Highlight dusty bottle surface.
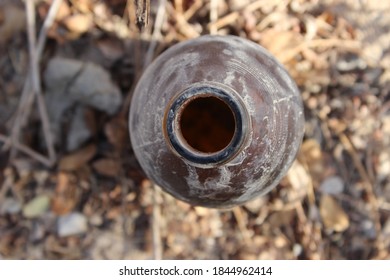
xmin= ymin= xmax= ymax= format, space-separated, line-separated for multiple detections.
xmin=129 ymin=35 xmax=304 ymax=208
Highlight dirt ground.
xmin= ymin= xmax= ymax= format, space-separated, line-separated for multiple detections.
xmin=0 ymin=0 xmax=389 ymax=260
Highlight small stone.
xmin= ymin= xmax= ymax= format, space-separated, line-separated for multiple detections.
xmin=0 ymin=198 xmax=21 ymax=214
xmin=22 ymin=195 xmax=50 ymax=218
xmin=320 ymin=176 xmax=344 ymax=195
xmin=320 ymin=194 xmax=349 ymax=232
xmin=58 ymin=212 xmax=88 ymax=237
xmin=194 ymin=206 xmax=211 ymax=217
xmin=66 ymin=106 xmax=93 ymax=151
xmin=361 ymin=220 xmax=376 ymax=239
xmin=30 ymin=221 xmax=45 ymax=242
xmin=293 ymin=243 xmax=303 ymax=257
xmin=244 ymin=196 xmax=266 ymax=214
xmin=89 ymin=214 xmax=103 ymax=227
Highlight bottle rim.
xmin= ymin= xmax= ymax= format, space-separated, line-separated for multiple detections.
xmin=164 ymin=82 xmax=250 ymax=167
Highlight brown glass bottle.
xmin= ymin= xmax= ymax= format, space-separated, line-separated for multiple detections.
xmin=129 ymin=35 xmax=304 ymax=208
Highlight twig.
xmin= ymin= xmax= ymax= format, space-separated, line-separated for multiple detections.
xmin=134 ymin=0 xmax=150 ymax=31
xmin=143 ymin=0 xmax=167 ymax=69
xmin=166 ymin=1 xmax=200 ymax=39
xmin=232 ymin=207 xmax=252 ymax=247
xmin=152 ymin=184 xmax=163 ymax=260
xmin=0 ymin=167 xmax=13 ymax=204
xmin=338 ymin=132 xmax=385 ymax=257
xmin=207 ymin=0 xmax=267 ymax=30
xmin=174 ymin=0 xmax=183 ymax=14
xmin=7 ymin=0 xmax=62 ymax=165
xmin=0 ymin=134 xmax=52 ymax=167
xmin=209 ymin=0 xmax=219 ymax=34
xmin=183 ymin=0 xmax=202 ymax=21
xmin=25 ymin=0 xmax=57 ymax=165
xmin=36 ymin=0 xmax=63 ymax=58
xmin=122 ymin=0 xmax=167 ymax=113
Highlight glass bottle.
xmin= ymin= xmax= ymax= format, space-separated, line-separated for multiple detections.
xmin=129 ymin=35 xmax=304 ymax=208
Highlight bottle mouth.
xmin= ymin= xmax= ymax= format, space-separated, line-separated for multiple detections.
xmin=164 ymin=83 xmax=249 ymax=167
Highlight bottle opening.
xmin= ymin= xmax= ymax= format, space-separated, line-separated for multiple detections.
xmin=179 ymin=96 xmax=236 ymax=153
xmin=164 ymin=84 xmax=248 ymax=166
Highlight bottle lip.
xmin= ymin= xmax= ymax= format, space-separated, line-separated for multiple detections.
xmin=164 ymin=82 xmax=250 ymax=168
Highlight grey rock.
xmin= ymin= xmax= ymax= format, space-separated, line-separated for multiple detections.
xmin=67 ymin=62 xmax=122 ymax=114
xmin=44 ymin=57 xmax=122 ymax=115
xmin=0 ymin=198 xmax=21 ymax=214
xmin=57 ymin=212 xmax=88 ymax=237
xmin=66 ymin=106 xmax=92 ymax=151
xmin=44 ymin=57 xmax=122 ymax=150
xmin=320 ymin=176 xmax=344 ymax=195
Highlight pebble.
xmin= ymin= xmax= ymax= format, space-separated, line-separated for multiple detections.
xmin=22 ymin=195 xmax=50 ymax=218
xmin=57 ymin=212 xmax=88 ymax=237
xmin=44 ymin=57 xmax=122 ymax=150
xmin=320 ymin=194 xmax=349 ymax=232
xmin=89 ymin=214 xmax=103 ymax=227
xmin=320 ymin=176 xmax=344 ymax=195
xmin=244 ymin=196 xmax=266 ymax=214
xmin=361 ymin=220 xmax=376 ymax=239
xmin=0 ymin=198 xmax=21 ymax=214
xmin=66 ymin=106 xmax=92 ymax=151
xmin=293 ymin=243 xmax=303 ymax=257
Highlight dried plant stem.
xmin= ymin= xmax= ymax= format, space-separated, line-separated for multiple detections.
xmin=207 ymin=0 xmax=267 ymax=30
xmin=183 ymin=0 xmax=203 ymax=21
xmin=122 ymin=0 xmax=167 ymax=113
xmin=9 ymin=0 xmax=62 ymax=151
xmin=166 ymin=2 xmax=200 ymax=39
xmin=37 ymin=0 xmax=63 ymax=58
xmin=144 ymin=0 xmax=167 ymax=68
xmin=338 ymin=132 xmax=385 ymax=256
xmin=209 ymin=0 xmax=219 ymax=34
xmin=6 ymin=0 xmax=63 ymax=166
xmin=174 ymin=0 xmax=183 ymax=14
xmin=7 ymin=0 xmax=61 ymax=166
xmin=232 ymin=207 xmax=252 ymax=247
xmin=0 ymin=134 xmax=52 ymax=167
xmin=26 ymin=0 xmax=56 ymax=165
xmin=134 ymin=0 xmax=150 ymax=31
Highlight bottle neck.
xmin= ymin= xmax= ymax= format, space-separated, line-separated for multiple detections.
xmin=164 ymin=82 xmax=250 ymax=168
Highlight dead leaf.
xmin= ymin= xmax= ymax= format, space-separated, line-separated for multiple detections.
xmin=92 ymin=158 xmax=121 ymax=177
xmin=51 ymin=172 xmax=79 ymax=215
xmin=298 ymin=139 xmax=324 ymax=179
xmin=104 ymin=116 xmax=129 ymax=150
xmin=58 ymin=144 xmax=97 ymax=171
xmin=63 ymin=14 xmax=93 ymax=34
xmin=320 ymin=194 xmax=349 ymax=232
xmin=287 ymin=160 xmax=311 ymax=191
